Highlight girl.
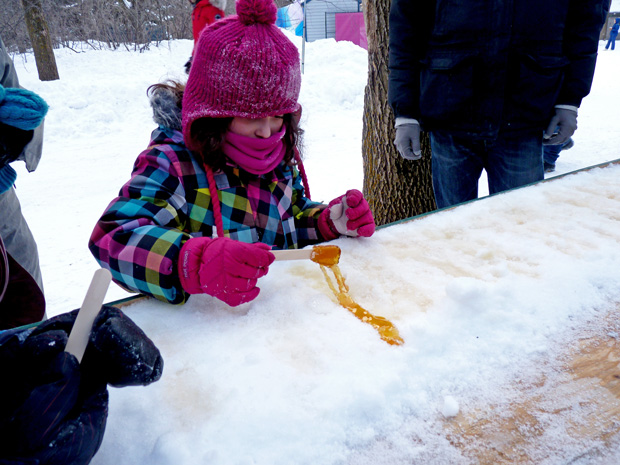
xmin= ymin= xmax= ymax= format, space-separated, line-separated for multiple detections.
xmin=89 ymin=0 xmax=375 ymax=307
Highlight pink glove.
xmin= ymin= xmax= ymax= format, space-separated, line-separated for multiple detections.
xmin=178 ymin=237 xmax=275 ymax=307
xmin=318 ymin=189 xmax=376 ymax=240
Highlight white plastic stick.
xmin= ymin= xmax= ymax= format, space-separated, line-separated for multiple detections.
xmin=271 ymin=249 xmax=313 ymax=261
xmin=65 ymin=268 xmax=112 ymax=363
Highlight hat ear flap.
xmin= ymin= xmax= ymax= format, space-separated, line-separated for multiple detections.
xmin=293 ymin=105 xmax=302 ymax=124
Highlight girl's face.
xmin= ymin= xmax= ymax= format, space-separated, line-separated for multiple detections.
xmin=229 ymin=116 xmax=284 ymax=138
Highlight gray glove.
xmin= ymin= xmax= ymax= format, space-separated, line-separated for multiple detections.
xmin=394 ymin=123 xmax=422 ymax=160
xmin=544 ymin=108 xmax=577 ymax=146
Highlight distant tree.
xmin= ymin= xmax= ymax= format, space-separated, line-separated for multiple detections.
xmin=0 ymin=0 xmax=29 ymax=53
xmin=21 ymin=0 xmax=59 ymax=80
xmin=1 ymin=0 xmax=193 ymax=54
xmin=361 ymin=0 xmax=435 ymax=226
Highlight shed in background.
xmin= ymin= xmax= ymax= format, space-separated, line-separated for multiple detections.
xmin=304 ymin=0 xmax=362 ymax=42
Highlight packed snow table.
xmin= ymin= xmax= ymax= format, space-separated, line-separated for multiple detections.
xmin=94 ymin=160 xmax=620 ymax=465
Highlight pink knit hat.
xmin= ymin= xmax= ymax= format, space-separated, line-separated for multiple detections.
xmin=182 ymin=0 xmax=301 ymax=150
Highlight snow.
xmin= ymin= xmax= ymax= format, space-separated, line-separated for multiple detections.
xmin=10 ymin=33 xmax=620 ymax=463
xmin=441 ymin=396 xmax=460 ymax=418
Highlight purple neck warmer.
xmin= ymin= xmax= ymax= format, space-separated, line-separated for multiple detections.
xmin=222 ymin=126 xmax=287 ymax=175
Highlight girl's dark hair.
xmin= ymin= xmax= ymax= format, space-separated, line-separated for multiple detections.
xmin=147 ymin=80 xmax=304 ymax=172
xmin=190 ymin=113 xmax=304 ymax=172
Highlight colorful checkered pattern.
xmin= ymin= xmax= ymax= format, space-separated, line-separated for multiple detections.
xmin=89 ymin=126 xmax=327 ymax=304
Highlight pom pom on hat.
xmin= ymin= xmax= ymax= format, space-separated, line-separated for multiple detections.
xmin=182 ymin=0 xmax=301 ymax=151
xmin=0 ymin=84 xmax=48 ymax=131
xmin=237 ymin=0 xmax=277 ymax=25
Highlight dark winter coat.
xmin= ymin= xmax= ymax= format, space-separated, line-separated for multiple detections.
xmin=388 ymin=0 xmax=610 ymax=139
xmin=0 ymin=235 xmax=45 ymax=330
xmin=0 ymin=34 xmax=46 ymax=293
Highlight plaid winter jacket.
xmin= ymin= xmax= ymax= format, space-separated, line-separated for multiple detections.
xmin=89 ymin=125 xmax=327 ymax=305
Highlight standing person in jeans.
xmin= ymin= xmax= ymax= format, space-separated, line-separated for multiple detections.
xmin=0 ymin=35 xmax=47 ymax=292
xmin=388 ymin=1 xmax=609 ymax=208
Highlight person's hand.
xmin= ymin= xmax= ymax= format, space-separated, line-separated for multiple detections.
xmin=0 ymin=83 xmax=48 ymax=166
xmin=32 ymin=305 xmax=164 ymax=387
xmin=318 ymin=189 xmax=376 ymax=240
xmin=178 ymin=236 xmax=275 ymax=306
xmin=394 ymin=122 xmax=422 ymax=160
xmin=544 ymin=108 xmax=577 ymax=146
xmin=0 ymin=305 xmax=162 ymax=464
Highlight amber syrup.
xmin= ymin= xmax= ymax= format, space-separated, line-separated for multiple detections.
xmin=310 ymin=245 xmax=404 ymax=346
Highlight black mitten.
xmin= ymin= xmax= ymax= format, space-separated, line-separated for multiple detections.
xmin=88 ymin=305 xmax=164 ymax=387
xmin=31 ymin=305 xmax=164 ymax=387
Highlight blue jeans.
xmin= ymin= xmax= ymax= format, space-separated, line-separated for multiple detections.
xmin=430 ymin=131 xmax=544 ymax=209
xmin=607 ymin=32 xmax=618 ymax=50
xmin=543 ymin=137 xmax=572 ymax=165
xmin=543 ymin=143 xmax=563 ymax=165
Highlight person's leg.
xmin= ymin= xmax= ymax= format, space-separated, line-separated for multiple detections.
xmin=543 ymin=143 xmax=562 ymax=172
xmin=430 ymin=131 xmax=485 ymax=208
xmin=612 ymin=33 xmax=617 ymax=50
xmin=0 ymin=187 xmax=43 ymax=292
xmin=486 ymin=132 xmax=544 ymax=195
xmin=542 ymin=137 xmax=574 ymax=173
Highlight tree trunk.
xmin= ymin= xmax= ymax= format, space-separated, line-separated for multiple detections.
xmin=362 ymin=0 xmax=435 ymax=226
xmin=21 ymin=0 xmax=59 ymax=81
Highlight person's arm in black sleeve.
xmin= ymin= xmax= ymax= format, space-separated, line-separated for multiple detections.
xmin=556 ymin=0 xmax=610 ymax=108
xmin=387 ymin=0 xmax=435 ymax=121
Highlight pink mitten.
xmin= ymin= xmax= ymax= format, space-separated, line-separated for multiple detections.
xmin=318 ymin=189 xmax=375 ymax=240
xmin=178 ymin=237 xmax=275 ymax=306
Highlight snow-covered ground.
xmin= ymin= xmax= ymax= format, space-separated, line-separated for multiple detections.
xmin=9 ymin=33 xmax=620 ymax=463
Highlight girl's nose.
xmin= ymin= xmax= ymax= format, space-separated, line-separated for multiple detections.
xmin=255 ymin=118 xmax=272 ymax=138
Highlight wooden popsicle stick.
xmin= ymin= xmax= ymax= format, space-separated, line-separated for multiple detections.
xmin=271 ymin=248 xmax=314 ymax=261
xmin=65 ymin=268 xmax=112 ymax=363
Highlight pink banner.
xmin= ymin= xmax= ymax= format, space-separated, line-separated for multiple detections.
xmin=335 ymin=12 xmax=367 ymax=50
